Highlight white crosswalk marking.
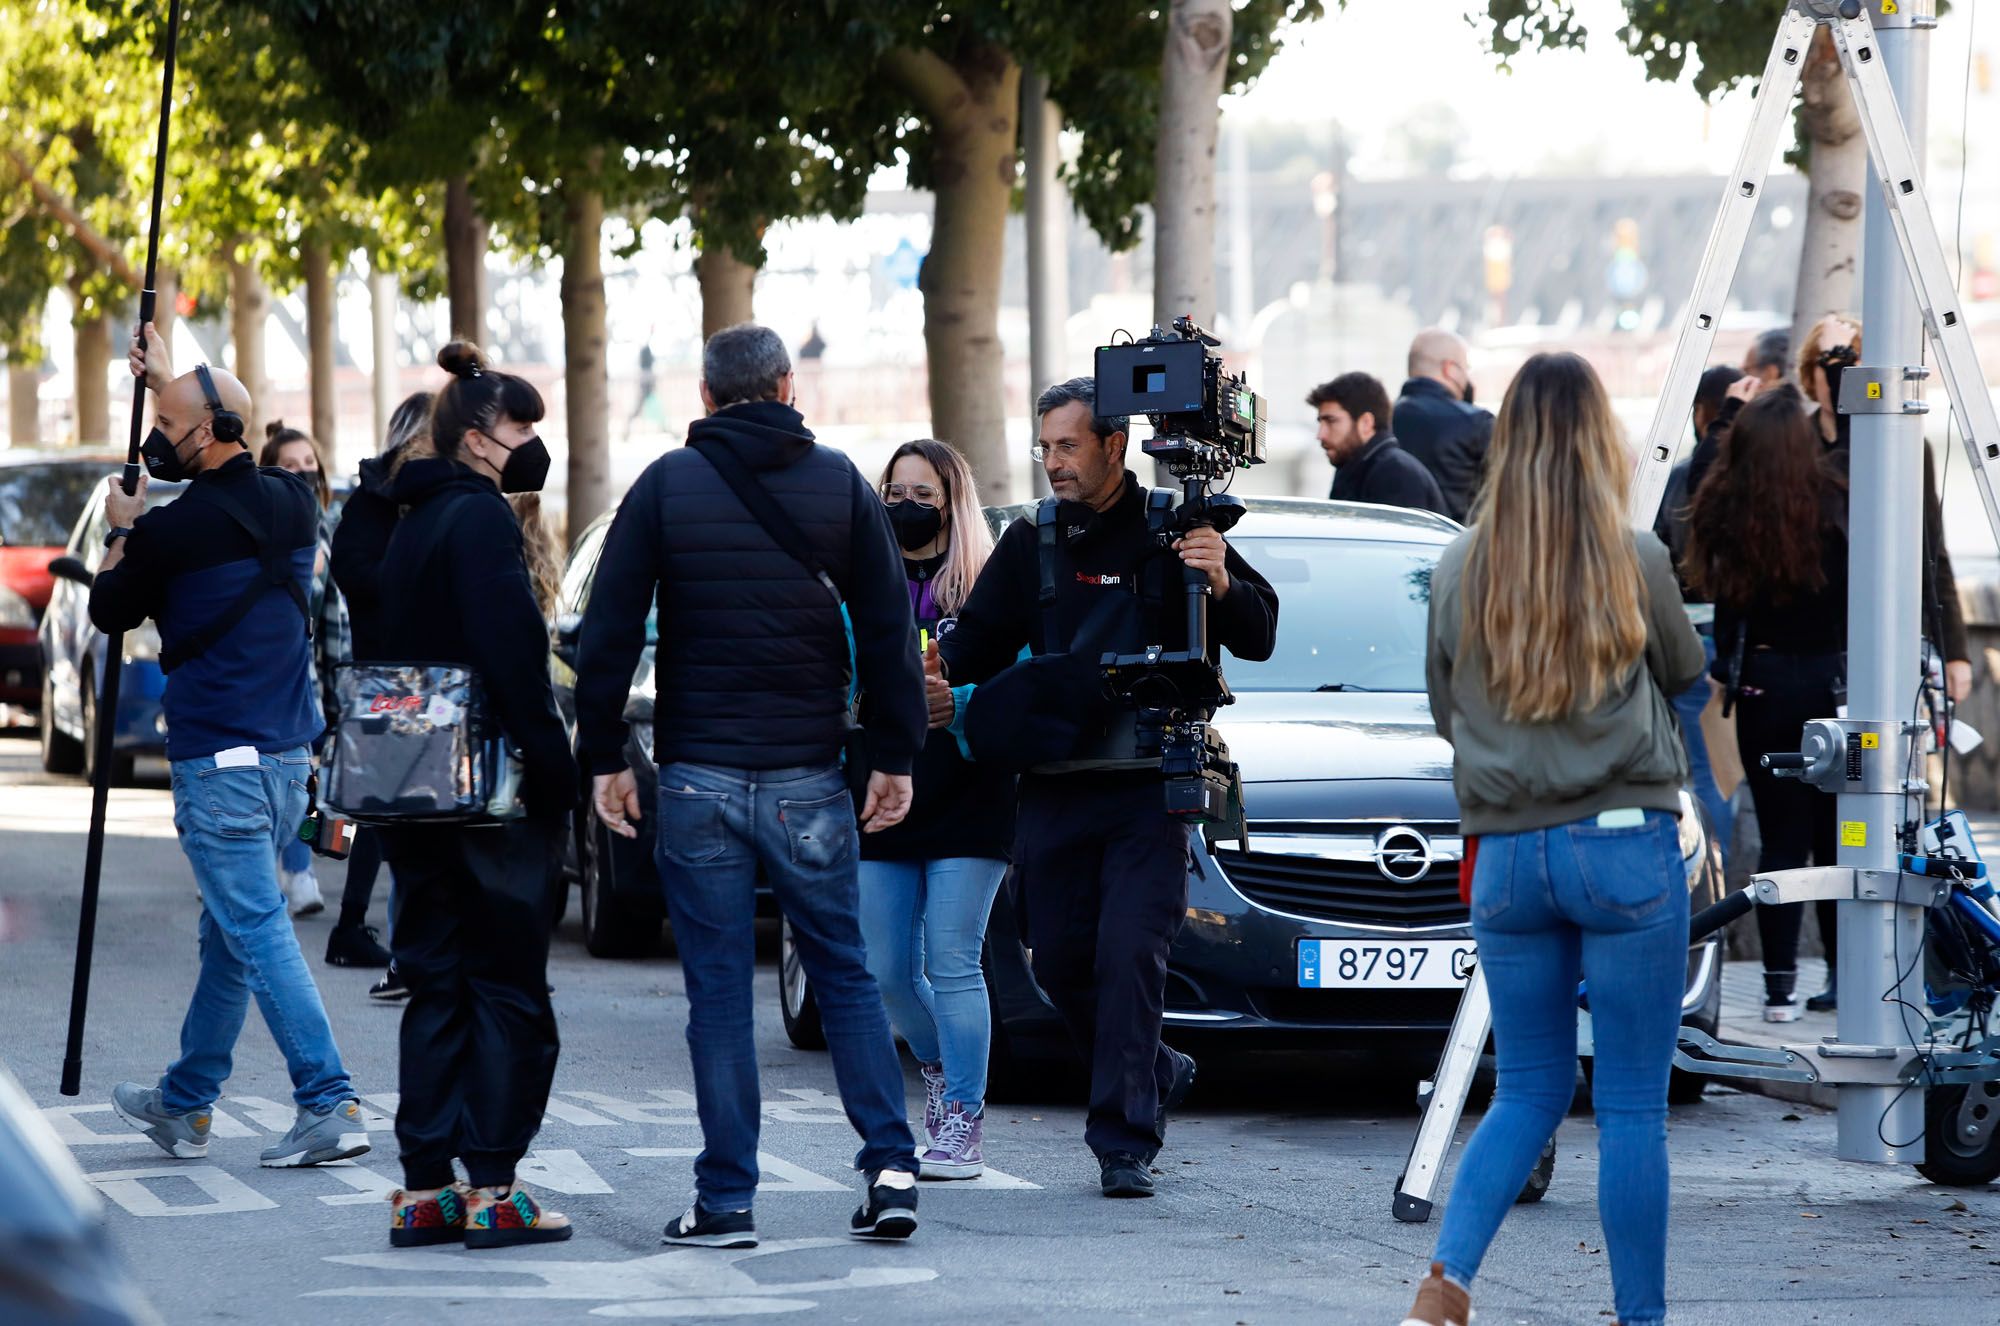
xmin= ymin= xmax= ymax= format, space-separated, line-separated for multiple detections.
xmin=87 ymin=1165 xmax=278 ymax=1217
xmin=624 ymin=1147 xmax=847 ymax=1193
xmin=514 ymin=1147 xmax=614 ymax=1194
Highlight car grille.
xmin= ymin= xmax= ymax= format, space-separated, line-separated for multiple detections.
xmin=1211 ymin=844 xmax=1468 ymax=927
xmin=1252 ymin=987 xmax=1466 ymax=1028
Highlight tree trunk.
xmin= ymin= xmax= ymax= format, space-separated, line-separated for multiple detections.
xmin=1022 ymin=66 xmax=1068 ymax=500
xmin=444 ymin=175 xmax=489 ymax=344
xmin=9 ymin=305 xmax=42 ymax=447
xmin=1790 ymin=26 xmax=1865 ymax=372
xmin=884 ymin=44 xmax=1021 ymax=504
xmin=1153 ymin=0 xmax=1232 ymax=333
xmin=228 ymin=241 xmax=270 ymax=443
xmin=303 ymin=238 xmax=338 ymax=450
xmin=562 ymin=186 xmax=611 ymax=538
xmin=370 ymin=262 xmax=398 ymax=448
xmin=70 ymin=277 xmax=111 ymax=446
xmin=694 ymin=243 xmax=757 ymax=340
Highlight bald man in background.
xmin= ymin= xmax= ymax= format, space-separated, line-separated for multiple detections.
xmin=1394 ymin=328 xmax=1494 ymax=523
xmin=92 ymin=323 xmax=369 ymax=1171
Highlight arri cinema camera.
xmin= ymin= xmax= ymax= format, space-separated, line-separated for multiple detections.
xmin=1093 ymin=317 xmax=1268 ymax=829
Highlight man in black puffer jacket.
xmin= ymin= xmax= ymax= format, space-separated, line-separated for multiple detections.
xmin=575 ymin=323 xmax=927 ymax=1247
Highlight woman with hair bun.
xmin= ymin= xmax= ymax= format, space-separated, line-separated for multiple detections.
xmin=371 ymin=341 xmax=580 ymax=1249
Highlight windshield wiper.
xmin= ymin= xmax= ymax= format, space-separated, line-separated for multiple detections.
xmin=1313 ymin=683 xmax=1379 ymax=693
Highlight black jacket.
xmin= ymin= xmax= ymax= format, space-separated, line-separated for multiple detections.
xmin=1393 ymin=377 xmax=1494 ymax=522
xmin=574 ymin=401 xmax=925 ymax=777
xmin=329 ymin=445 xmax=406 ymax=663
xmin=1328 ymin=434 xmax=1450 ymax=518
xmin=940 ymin=472 xmax=1279 ymax=770
xmin=860 ymin=555 xmax=1017 ymax=864
xmin=1654 ymin=395 xmax=1745 ymax=603
xmin=376 ymin=458 xmax=577 ymax=820
xmin=89 ymin=453 xmax=321 ymax=760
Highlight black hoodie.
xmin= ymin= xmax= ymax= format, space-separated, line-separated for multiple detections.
xmin=329 ymin=443 xmax=406 ymax=663
xmin=375 ymin=457 xmax=577 ymax=820
xmin=574 ymin=400 xmax=925 ymax=778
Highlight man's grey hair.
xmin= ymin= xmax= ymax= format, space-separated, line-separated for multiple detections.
xmin=1035 ymin=376 xmax=1129 ymax=443
xmin=1749 ymin=327 xmax=1791 ymax=377
xmin=702 ymin=323 xmax=793 ymax=407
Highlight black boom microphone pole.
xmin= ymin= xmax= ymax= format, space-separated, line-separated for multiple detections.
xmin=60 ymin=0 xmax=183 ymax=1098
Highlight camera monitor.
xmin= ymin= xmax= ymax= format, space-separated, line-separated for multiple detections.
xmin=1095 ymin=339 xmax=1208 ymax=418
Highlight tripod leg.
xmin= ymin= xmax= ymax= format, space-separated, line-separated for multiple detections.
xmin=1628 ymin=4 xmax=1817 ymax=531
xmin=1394 ymin=961 xmax=1492 ymax=1223
xmin=1827 ymin=11 xmax=2000 ymax=548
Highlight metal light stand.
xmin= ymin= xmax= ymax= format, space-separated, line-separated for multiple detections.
xmin=60 ymin=0 xmax=182 ymax=1098
xmin=1396 ymin=0 xmax=2000 ymax=1217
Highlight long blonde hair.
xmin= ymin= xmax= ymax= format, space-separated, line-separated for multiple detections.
xmin=1461 ymin=352 xmax=1647 ymax=723
xmin=508 ymin=492 xmax=563 ymax=619
xmin=879 ymin=439 xmax=993 ymax=616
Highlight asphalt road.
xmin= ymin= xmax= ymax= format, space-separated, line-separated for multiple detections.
xmin=2 ymin=735 xmax=1996 ymax=1324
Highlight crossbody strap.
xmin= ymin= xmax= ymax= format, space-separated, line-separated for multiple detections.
xmin=689 ymin=437 xmax=844 ymax=607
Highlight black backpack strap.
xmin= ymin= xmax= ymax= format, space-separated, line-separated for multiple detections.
xmin=159 ymin=476 xmax=313 ymax=674
xmin=690 ymin=437 xmax=844 ymax=606
xmin=1035 ymin=496 xmax=1061 ymax=650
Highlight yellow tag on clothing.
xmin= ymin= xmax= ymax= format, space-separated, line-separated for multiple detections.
xmin=1840 ymin=821 xmax=1868 ymax=848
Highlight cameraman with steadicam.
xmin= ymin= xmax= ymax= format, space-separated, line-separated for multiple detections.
xmin=936 ymin=377 xmax=1278 ymax=1198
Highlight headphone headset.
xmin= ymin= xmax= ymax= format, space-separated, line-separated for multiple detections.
xmin=194 ymin=363 xmax=245 ymax=444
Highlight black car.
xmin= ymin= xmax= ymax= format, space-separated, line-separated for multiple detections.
xmin=778 ymin=498 xmax=1726 ymax=1100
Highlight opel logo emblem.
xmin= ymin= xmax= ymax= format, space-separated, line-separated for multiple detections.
xmin=1374 ymin=826 xmax=1434 ymax=883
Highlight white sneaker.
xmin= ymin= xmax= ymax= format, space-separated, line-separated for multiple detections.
xmin=1763 ymin=998 xmax=1800 ymax=1024
xmin=282 ymin=868 xmax=325 ymax=917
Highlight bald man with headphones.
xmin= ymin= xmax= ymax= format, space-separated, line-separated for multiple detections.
xmin=92 ymin=322 xmax=369 ymax=1171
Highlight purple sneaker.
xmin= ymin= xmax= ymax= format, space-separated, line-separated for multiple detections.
xmin=918 ymin=1061 xmax=947 ymax=1146
xmin=919 ymin=1102 xmax=984 ymax=1180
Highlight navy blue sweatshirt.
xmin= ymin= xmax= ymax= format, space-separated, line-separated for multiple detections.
xmin=89 ymin=452 xmax=320 ymax=761
xmin=376 ymin=458 xmax=577 ymax=820
xmin=574 ymin=400 xmax=925 ymax=777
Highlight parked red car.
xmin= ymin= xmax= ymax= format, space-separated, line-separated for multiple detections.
xmin=0 ymin=453 xmax=122 ymax=711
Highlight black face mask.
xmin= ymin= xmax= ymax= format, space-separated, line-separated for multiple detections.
xmin=141 ymin=422 xmax=204 ymax=483
xmin=887 ymin=500 xmax=944 ymax=551
xmin=482 ymin=431 xmax=551 ymax=494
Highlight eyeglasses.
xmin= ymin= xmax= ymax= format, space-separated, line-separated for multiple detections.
xmin=1028 ymin=440 xmax=1087 ymax=462
xmin=881 ymin=482 xmax=941 ymax=506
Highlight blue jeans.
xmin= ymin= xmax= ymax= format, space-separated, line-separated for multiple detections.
xmin=856 ymin=857 xmax=1009 ymax=1108
xmin=655 ymin=762 xmax=917 ymax=1210
xmin=1672 ymin=632 xmax=1731 ymax=869
xmin=161 ymin=747 xmax=354 ymax=1115
xmin=280 ymin=832 xmax=312 ymax=874
xmin=1434 ymin=811 xmax=1689 ymax=1326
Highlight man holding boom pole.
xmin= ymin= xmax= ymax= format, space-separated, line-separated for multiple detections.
xmin=92 ymin=324 xmax=369 ymax=1168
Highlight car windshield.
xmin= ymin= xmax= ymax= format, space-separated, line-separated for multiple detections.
xmin=1224 ymin=536 xmax=1436 ymax=694
xmin=0 ymin=464 xmax=107 ymax=548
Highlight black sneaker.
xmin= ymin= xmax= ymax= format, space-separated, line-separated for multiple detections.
xmin=1100 ymin=1151 xmax=1155 ymax=1199
xmin=1156 ymin=1048 xmax=1197 ymax=1141
xmin=326 ymin=923 xmax=392 ymax=969
xmin=848 ymin=1174 xmax=919 ymax=1239
xmin=664 ymin=1202 xmax=757 ymax=1249
xmin=368 ymin=965 xmax=410 ymax=1002
xmin=1806 ymin=978 xmax=1837 ymax=1013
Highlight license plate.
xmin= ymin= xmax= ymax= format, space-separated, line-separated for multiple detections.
xmin=1296 ymin=939 xmax=1475 ymax=989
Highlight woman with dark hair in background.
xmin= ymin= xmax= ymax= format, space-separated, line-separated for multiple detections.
xmin=856 ymin=439 xmax=1012 ymax=1180
xmin=327 ymin=392 xmax=435 ymax=987
xmin=1685 ymin=388 xmax=1846 ymax=1023
xmin=260 ymin=422 xmax=345 ymax=920
xmin=369 ymin=343 xmax=577 ymax=1249
xmin=1404 ymin=352 xmax=1704 ymax=1326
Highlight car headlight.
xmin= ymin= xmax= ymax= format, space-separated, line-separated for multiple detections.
xmin=124 ymin=622 xmax=163 ymax=663
xmin=0 ymin=586 xmax=35 ymax=630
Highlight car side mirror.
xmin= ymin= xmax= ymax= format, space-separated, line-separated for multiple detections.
xmin=48 ymin=555 xmax=94 ymax=589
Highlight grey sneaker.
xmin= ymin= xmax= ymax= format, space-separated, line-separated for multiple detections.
xmin=111 ymin=1082 xmax=211 ymax=1159
xmin=918 ymin=1061 xmax=947 ymax=1146
xmin=260 ymin=1098 xmax=370 ymax=1167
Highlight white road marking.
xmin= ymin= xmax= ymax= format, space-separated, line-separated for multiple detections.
xmin=516 ymin=1147 xmax=614 ymax=1195
xmin=541 ymin=1096 xmax=618 ymax=1127
xmin=43 ymin=1101 xmax=251 ymax=1144
xmin=624 ymin=1148 xmax=847 ymax=1193
xmin=315 ymin=1163 xmax=400 ymax=1206
xmin=87 ymin=1165 xmax=278 ymax=1217
xmin=309 ymin=1239 xmax=937 ymax=1314
xmin=561 ymin=1089 xmax=702 ymax=1125
xmin=223 ymin=1094 xmax=304 ymax=1133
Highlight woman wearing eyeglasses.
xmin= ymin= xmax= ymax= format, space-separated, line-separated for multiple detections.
xmin=856 ymin=440 xmax=1014 ymax=1179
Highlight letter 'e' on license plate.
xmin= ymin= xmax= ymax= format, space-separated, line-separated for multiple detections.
xmin=1296 ymin=939 xmax=1475 ymax=989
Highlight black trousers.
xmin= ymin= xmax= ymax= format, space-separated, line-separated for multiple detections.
xmin=1732 ymin=651 xmax=1842 ymax=989
xmin=337 ymin=827 xmax=387 ymax=929
xmin=381 ymin=817 xmax=561 ymax=1189
xmin=1017 ymin=775 xmax=1190 ymax=1159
